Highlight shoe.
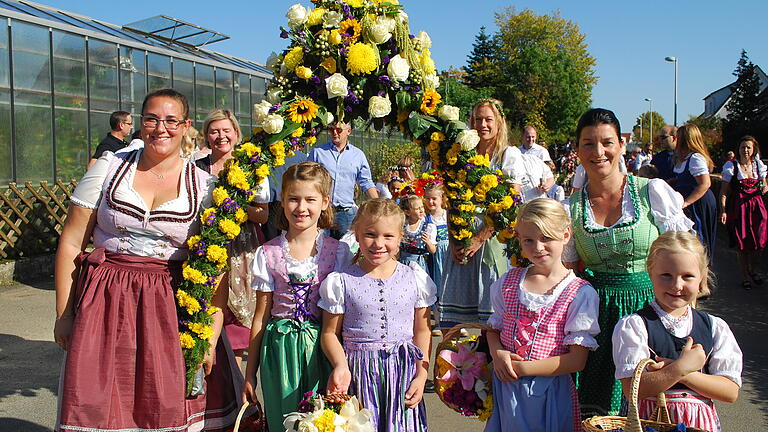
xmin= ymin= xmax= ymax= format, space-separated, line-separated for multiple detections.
xmin=742 ymin=281 xmax=752 ymax=290
xmin=431 ymin=329 xmax=443 ymax=337
xmin=752 ymin=274 xmax=764 ymax=286
xmin=459 ymin=328 xmax=469 ymax=337
xmin=424 ymin=379 xmax=436 ymax=393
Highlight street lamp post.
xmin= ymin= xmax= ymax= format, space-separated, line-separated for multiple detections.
xmin=644 ymin=98 xmax=652 ymax=145
xmin=638 ymin=116 xmax=643 ymax=144
xmin=665 ymin=56 xmax=678 ymax=126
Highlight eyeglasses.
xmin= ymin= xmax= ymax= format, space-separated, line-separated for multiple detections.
xmin=141 ymin=116 xmax=186 ymax=130
xmin=658 ymin=135 xmax=672 ymax=139
xmin=328 ymin=127 xmax=349 ymax=133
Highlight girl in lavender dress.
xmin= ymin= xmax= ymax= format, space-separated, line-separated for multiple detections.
xmin=485 ymin=198 xmax=599 ymax=431
xmin=241 ymin=162 xmax=352 ymax=431
xmin=320 ymin=198 xmax=436 ymax=431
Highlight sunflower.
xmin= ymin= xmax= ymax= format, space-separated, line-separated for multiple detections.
xmin=346 ymin=43 xmax=378 ymax=75
xmin=420 ymin=88 xmax=441 ymax=115
xmin=339 ymin=18 xmax=362 ymax=43
xmin=287 ymin=98 xmax=319 ymax=123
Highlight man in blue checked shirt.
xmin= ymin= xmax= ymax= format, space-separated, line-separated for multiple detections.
xmin=309 ymin=121 xmax=379 ymax=239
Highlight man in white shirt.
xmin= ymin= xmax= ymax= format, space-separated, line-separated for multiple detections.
xmin=518 ymin=125 xmax=552 ymax=162
xmin=519 ymin=153 xmax=555 ymax=202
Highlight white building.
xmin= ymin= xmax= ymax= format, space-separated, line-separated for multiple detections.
xmin=702 ymin=65 xmax=768 ymax=119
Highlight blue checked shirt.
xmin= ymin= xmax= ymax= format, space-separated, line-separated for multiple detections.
xmin=309 ymin=142 xmax=376 ymax=207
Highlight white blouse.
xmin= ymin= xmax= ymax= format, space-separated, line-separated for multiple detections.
xmin=376 ymin=182 xmax=393 ymax=199
xmin=71 ymin=150 xmax=216 ymax=211
xmin=487 ymin=268 xmax=601 ymax=350
xmin=562 ymin=178 xmax=694 ymax=262
xmin=429 ymin=210 xmax=447 ymax=226
xmin=518 ymin=143 xmax=552 ymax=162
xmin=318 ymin=262 xmax=437 ymax=314
xmin=674 ymin=153 xmax=710 ymax=177
xmin=612 ymin=301 xmax=742 ymax=386
xmin=250 ymin=232 xmax=354 ymax=292
xmin=721 ymin=159 xmax=768 ymax=182
xmin=493 ymin=146 xmax=527 ymax=186
xmin=404 ymin=219 xmax=437 ymax=244
xmin=519 ymin=154 xmax=555 ymax=203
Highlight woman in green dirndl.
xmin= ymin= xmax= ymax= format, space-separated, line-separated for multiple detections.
xmin=563 ymin=109 xmax=693 ymax=417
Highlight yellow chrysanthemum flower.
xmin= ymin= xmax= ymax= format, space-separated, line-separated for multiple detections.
xmin=201 ymin=208 xmax=216 ymax=224
xmin=478 ymin=395 xmax=494 ymax=421
xmin=481 ymin=174 xmax=499 ymax=189
xmin=295 ymin=66 xmax=313 ymax=79
xmin=307 ymin=8 xmax=325 ymax=26
xmin=329 ymin=29 xmax=342 ymax=45
xmin=306 ymin=136 xmax=317 ymax=146
xmin=283 ymin=46 xmax=304 ymax=71
xmin=219 ymin=218 xmax=241 ymax=240
xmin=287 ymin=99 xmax=319 ymax=123
xmin=420 ymin=89 xmax=441 ymax=115
xmin=458 ymin=203 xmax=476 ymax=212
xmin=182 ymin=266 xmax=207 ymax=286
xmin=238 ymin=142 xmax=260 ymax=158
xmin=430 ymin=131 xmax=446 ymax=142
xmin=269 ymin=142 xmax=286 ymax=156
xmin=275 ymin=157 xmax=286 ymax=167
xmin=468 ymin=154 xmax=491 ymax=167
xmin=227 ymin=164 xmax=250 ymax=190
xmin=179 ymin=332 xmax=196 ymax=349
xmin=313 ymin=410 xmax=338 ymax=432
xmin=186 ymin=235 xmax=201 ymax=249
xmin=421 ymin=50 xmax=436 ymax=75
xmin=291 ymin=128 xmax=304 ymax=138
xmin=207 ymin=306 xmax=221 ymax=316
xmin=188 ymin=323 xmax=215 ymax=341
xmin=450 ymin=215 xmax=469 ymax=226
xmin=255 ymin=163 xmax=270 ymax=179
xmin=343 ymin=0 xmax=363 ymax=7
xmin=346 ymin=43 xmax=378 ymax=75
xmin=206 ymin=244 xmax=228 ymax=265
xmin=212 ymin=187 xmax=229 ymax=206
xmin=320 ymin=57 xmax=337 ymax=74
xmin=235 ymin=208 xmax=248 ymax=224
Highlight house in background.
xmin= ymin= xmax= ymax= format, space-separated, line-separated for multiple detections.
xmin=702 ymin=65 xmax=768 ymax=119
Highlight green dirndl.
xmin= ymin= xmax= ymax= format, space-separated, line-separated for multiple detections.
xmin=576 ymin=270 xmax=654 ymax=417
xmin=260 ymin=317 xmax=332 ymax=431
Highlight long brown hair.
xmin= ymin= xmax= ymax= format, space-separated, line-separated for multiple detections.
xmin=277 ymin=162 xmax=335 ymax=230
xmin=676 ymin=124 xmax=714 ymax=172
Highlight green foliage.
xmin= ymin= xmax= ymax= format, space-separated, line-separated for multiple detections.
xmin=724 ymin=50 xmax=763 ymax=144
xmin=687 ymin=114 xmax=725 ymax=162
xmin=632 ymin=111 xmax=667 ymax=145
xmin=436 ymin=76 xmax=492 ymax=121
xmin=367 ymin=138 xmax=422 ymax=182
xmin=462 ymin=26 xmax=498 ymax=90
xmin=463 ymin=8 xmax=596 ymax=144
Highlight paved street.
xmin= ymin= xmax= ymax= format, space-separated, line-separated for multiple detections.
xmin=1 ymin=231 xmax=767 ymax=431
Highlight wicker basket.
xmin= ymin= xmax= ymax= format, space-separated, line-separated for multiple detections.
xmin=433 ymin=323 xmax=494 ymax=417
xmin=232 ymin=400 xmax=266 ymax=432
xmin=582 ymin=358 xmax=707 ymax=432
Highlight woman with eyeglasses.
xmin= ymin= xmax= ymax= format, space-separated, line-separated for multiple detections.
xmin=195 ymin=108 xmax=270 ymax=368
xmin=54 ymin=89 xmax=242 ymax=432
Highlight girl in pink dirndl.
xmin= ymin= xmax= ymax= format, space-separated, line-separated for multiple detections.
xmin=54 ymin=89 xmax=243 ymax=432
xmin=613 ymin=232 xmax=742 ymax=432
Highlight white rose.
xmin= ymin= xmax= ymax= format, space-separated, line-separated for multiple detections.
xmin=397 ymin=11 xmax=409 ymax=23
xmin=457 ymin=129 xmax=480 ymax=151
xmin=424 ymin=73 xmax=440 ymax=88
xmin=262 ymin=114 xmax=285 ymax=134
xmin=368 ymin=23 xmax=392 ymax=44
xmin=252 ymin=100 xmax=272 ymax=125
xmin=286 ymin=4 xmax=308 ymax=27
xmin=325 ymin=73 xmax=349 ymax=98
xmin=438 ymin=105 xmax=460 ymax=122
xmin=387 ymin=55 xmax=410 ymax=81
xmin=378 ymin=16 xmax=396 ymax=32
xmin=323 ymin=10 xmax=343 ymax=28
xmin=368 ymin=96 xmax=392 ymax=118
xmin=266 ymin=88 xmax=282 ymax=104
xmin=414 ymin=30 xmax=432 ymax=50
xmin=327 ymin=112 xmax=335 ymax=124
xmin=266 ymin=52 xmax=279 ymax=71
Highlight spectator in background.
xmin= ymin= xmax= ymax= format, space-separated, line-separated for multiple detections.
xmin=375 ymin=168 xmax=397 ymax=200
xmin=651 ymin=125 xmax=677 ymax=180
xmin=637 ymin=164 xmax=659 ymax=179
xmin=634 ymin=141 xmax=654 ymax=173
xmin=721 ymin=151 xmax=736 ymax=173
xmin=88 ymin=111 xmax=132 ymax=168
xmin=545 ymin=161 xmax=566 ymax=201
xmin=397 ymin=155 xmax=417 ymax=181
xmin=519 ymin=125 xmax=552 ymax=162
xmin=309 ymin=121 xmax=379 ymax=239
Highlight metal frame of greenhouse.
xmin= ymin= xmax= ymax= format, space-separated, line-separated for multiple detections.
xmin=0 ymin=0 xmax=272 ymax=183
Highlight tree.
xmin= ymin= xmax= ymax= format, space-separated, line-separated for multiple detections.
xmin=631 ymin=111 xmax=666 ymax=146
xmin=437 ymin=72 xmax=493 ymax=121
xmin=723 ymin=50 xmax=762 ymax=144
xmin=462 ymin=26 xmax=498 ymax=89
xmin=490 ymin=8 xmax=597 ymax=143
xmin=687 ymin=114 xmax=724 ymax=162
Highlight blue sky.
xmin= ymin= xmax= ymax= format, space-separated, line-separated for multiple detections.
xmin=39 ymin=0 xmax=768 ymax=137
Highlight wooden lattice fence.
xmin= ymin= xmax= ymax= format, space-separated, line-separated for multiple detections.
xmin=0 ymin=180 xmax=78 ymax=259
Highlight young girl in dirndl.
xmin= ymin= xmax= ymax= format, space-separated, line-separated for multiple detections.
xmin=242 ymin=162 xmax=352 ymax=431
xmin=399 ymin=194 xmax=437 ymax=272
xmin=485 ymin=198 xmax=600 ymax=432
xmin=320 ymin=199 xmax=436 ymax=431
xmin=612 ymin=231 xmax=742 ymax=432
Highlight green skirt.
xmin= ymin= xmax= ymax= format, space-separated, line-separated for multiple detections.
xmin=576 ymin=270 xmax=654 ymax=418
xmin=259 ymin=318 xmax=332 ymax=431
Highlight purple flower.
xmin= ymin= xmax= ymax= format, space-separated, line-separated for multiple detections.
xmin=382 ymin=55 xmax=391 ymax=64
xmin=378 ymin=90 xmax=386 ymax=97
xmin=269 ymin=104 xmax=281 ymax=113
xmin=310 ymin=75 xmax=322 ymax=85
xmin=280 ymin=28 xmax=289 ymax=39
xmin=378 ymin=75 xmax=392 ymax=87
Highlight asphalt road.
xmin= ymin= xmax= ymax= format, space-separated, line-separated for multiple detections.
xmin=1 ymin=232 xmax=766 ymax=431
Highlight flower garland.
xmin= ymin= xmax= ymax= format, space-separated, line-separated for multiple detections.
xmin=285 ymin=392 xmax=374 ymax=432
xmin=179 ymin=0 xmax=525 ymax=392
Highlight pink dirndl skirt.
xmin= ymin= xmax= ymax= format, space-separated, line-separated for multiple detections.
xmin=56 ymin=249 xmax=244 ymax=432
xmin=639 ymin=389 xmax=720 ymax=432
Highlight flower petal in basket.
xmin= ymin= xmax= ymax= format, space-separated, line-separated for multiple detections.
xmin=338 ymin=396 xmax=375 ymax=432
xmin=438 ymin=343 xmax=486 ymax=391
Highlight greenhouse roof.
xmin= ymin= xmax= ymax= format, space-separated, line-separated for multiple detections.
xmin=0 ymin=0 xmax=271 ymax=77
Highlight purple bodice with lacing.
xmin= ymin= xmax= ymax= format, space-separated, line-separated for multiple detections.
xmin=262 ymin=235 xmax=339 ymax=322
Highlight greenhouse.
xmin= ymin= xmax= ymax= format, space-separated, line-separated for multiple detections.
xmin=0 ymin=0 xmax=271 ymax=182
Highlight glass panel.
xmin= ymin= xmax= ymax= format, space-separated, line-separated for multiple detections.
xmin=215 ymin=68 xmax=233 ymax=109
xmin=147 ymin=52 xmax=170 ymax=92
xmin=195 ymin=64 xmax=214 ymax=127
xmin=89 ymin=102 xmax=114 ymax=154
xmin=88 ymin=40 xmax=119 ymax=157
xmin=52 ymin=31 xmax=87 ymax=180
xmin=0 ymin=23 xmax=10 ymax=182
xmin=251 ymin=76 xmax=266 ymax=102
xmin=236 ymin=115 xmax=250 ymax=137
xmin=234 ymin=72 xmax=249 ymax=116
xmin=172 ymin=58 xmax=194 ymax=114
xmin=119 ymin=47 xmax=145 ymax=115
xmin=12 ymin=22 xmax=53 ymax=182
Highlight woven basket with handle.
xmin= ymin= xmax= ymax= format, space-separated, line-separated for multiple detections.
xmin=582 ymin=358 xmax=707 ymax=432
xmin=232 ymin=400 xmax=266 ymax=432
